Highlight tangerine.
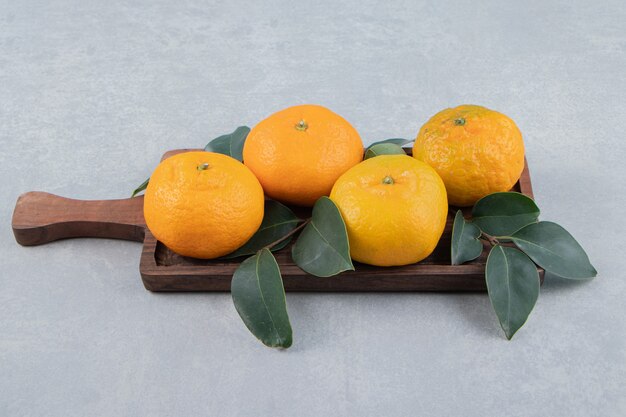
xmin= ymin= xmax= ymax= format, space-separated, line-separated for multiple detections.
xmin=143 ymin=151 xmax=264 ymax=259
xmin=330 ymin=155 xmax=448 ymax=266
xmin=413 ymin=105 xmax=525 ymax=207
xmin=243 ymin=104 xmax=363 ymax=206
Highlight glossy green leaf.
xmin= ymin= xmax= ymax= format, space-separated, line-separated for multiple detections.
xmin=292 ymin=197 xmax=354 ymax=277
xmin=228 ymin=126 xmax=250 ymax=161
xmin=131 ymin=177 xmax=149 ymax=197
xmin=472 ymin=192 xmax=540 ymax=236
xmin=364 ymin=143 xmax=406 ymax=160
xmin=231 ymin=249 xmax=292 ymax=348
xmin=204 ymin=134 xmax=231 ymax=155
xmin=204 ymin=126 xmax=250 ymax=161
xmin=224 ymin=200 xmax=301 ymax=258
xmin=369 ymin=138 xmax=412 ymax=147
xmin=510 ymin=221 xmax=597 ymax=279
xmin=451 ymin=210 xmax=483 ymax=265
xmin=486 ymin=245 xmax=540 ymax=340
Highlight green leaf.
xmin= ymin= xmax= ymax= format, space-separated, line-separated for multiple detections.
xmin=131 ymin=177 xmax=149 ymax=197
xmin=369 ymin=138 xmax=412 ymax=147
xmin=472 ymin=192 xmax=540 ymax=236
xmin=231 ymin=249 xmax=292 ymax=348
xmin=510 ymin=221 xmax=597 ymax=279
xmin=224 ymin=200 xmax=300 ymax=258
xmin=292 ymin=196 xmax=354 ymax=277
xmin=204 ymin=126 xmax=250 ymax=161
xmin=228 ymin=126 xmax=250 ymax=161
xmin=204 ymin=134 xmax=231 ymax=155
xmin=451 ymin=210 xmax=483 ymax=265
xmin=486 ymin=245 xmax=540 ymax=340
xmin=364 ymin=143 xmax=406 ymax=160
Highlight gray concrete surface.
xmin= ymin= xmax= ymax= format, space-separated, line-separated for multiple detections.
xmin=1 ymin=1 xmax=625 ymax=416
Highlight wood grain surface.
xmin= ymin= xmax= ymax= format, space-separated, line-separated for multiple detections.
xmin=12 ymin=192 xmax=145 ymax=246
xmin=11 ymin=149 xmax=541 ymax=291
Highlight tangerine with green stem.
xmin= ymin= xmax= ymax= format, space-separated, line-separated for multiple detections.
xmin=413 ymin=105 xmax=525 ymax=207
xmin=330 ymin=154 xmax=448 ymax=267
xmin=144 ymin=151 xmax=264 ymax=259
xmin=243 ymin=104 xmax=364 ymax=207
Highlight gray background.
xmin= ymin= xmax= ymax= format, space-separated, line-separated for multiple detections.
xmin=1 ymin=0 xmax=625 ymax=416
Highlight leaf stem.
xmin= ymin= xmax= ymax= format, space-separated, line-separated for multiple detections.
xmin=480 ymin=232 xmax=500 ymax=246
xmin=263 ymin=218 xmax=311 ymax=250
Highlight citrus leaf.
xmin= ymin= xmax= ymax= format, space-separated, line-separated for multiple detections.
xmin=131 ymin=177 xmax=149 ymax=197
xmin=229 ymin=126 xmax=250 ymax=161
xmin=510 ymin=221 xmax=597 ymax=279
xmin=224 ymin=200 xmax=300 ymax=258
xmin=369 ymin=138 xmax=412 ymax=147
xmin=451 ymin=210 xmax=483 ymax=265
xmin=204 ymin=126 xmax=250 ymax=161
xmin=204 ymin=134 xmax=231 ymax=155
xmin=486 ymin=245 xmax=540 ymax=340
xmin=231 ymin=249 xmax=292 ymax=348
xmin=472 ymin=192 xmax=540 ymax=236
xmin=291 ymin=196 xmax=354 ymax=277
xmin=364 ymin=143 xmax=406 ymax=160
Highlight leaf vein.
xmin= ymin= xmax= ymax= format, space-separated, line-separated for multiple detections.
xmin=310 ymin=222 xmax=350 ymax=265
xmin=254 ymin=252 xmax=280 ymax=342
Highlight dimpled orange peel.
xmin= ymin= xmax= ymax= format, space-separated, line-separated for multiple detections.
xmin=143 ymin=151 xmax=264 ymax=259
xmin=330 ymin=154 xmax=448 ymax=267
xmin=243 ymin=104 xmax=364 ymax=206
xmin=413 ymin=105 xmax=525 ymax=207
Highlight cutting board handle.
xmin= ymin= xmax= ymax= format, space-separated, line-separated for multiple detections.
xmin=12 ymin=192 xmax=146 ymax=246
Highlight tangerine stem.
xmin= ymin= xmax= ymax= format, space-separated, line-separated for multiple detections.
xmin=295 ymin=120 xmax=308 ymax=131
xmin=382 ymin=175 xmax=394 ymax=185
xmin=263 ymin=218 xmax=311 ymax=250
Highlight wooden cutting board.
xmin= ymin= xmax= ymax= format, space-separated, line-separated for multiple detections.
xmin=12 ymin=149 xmax=542 ymax=292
